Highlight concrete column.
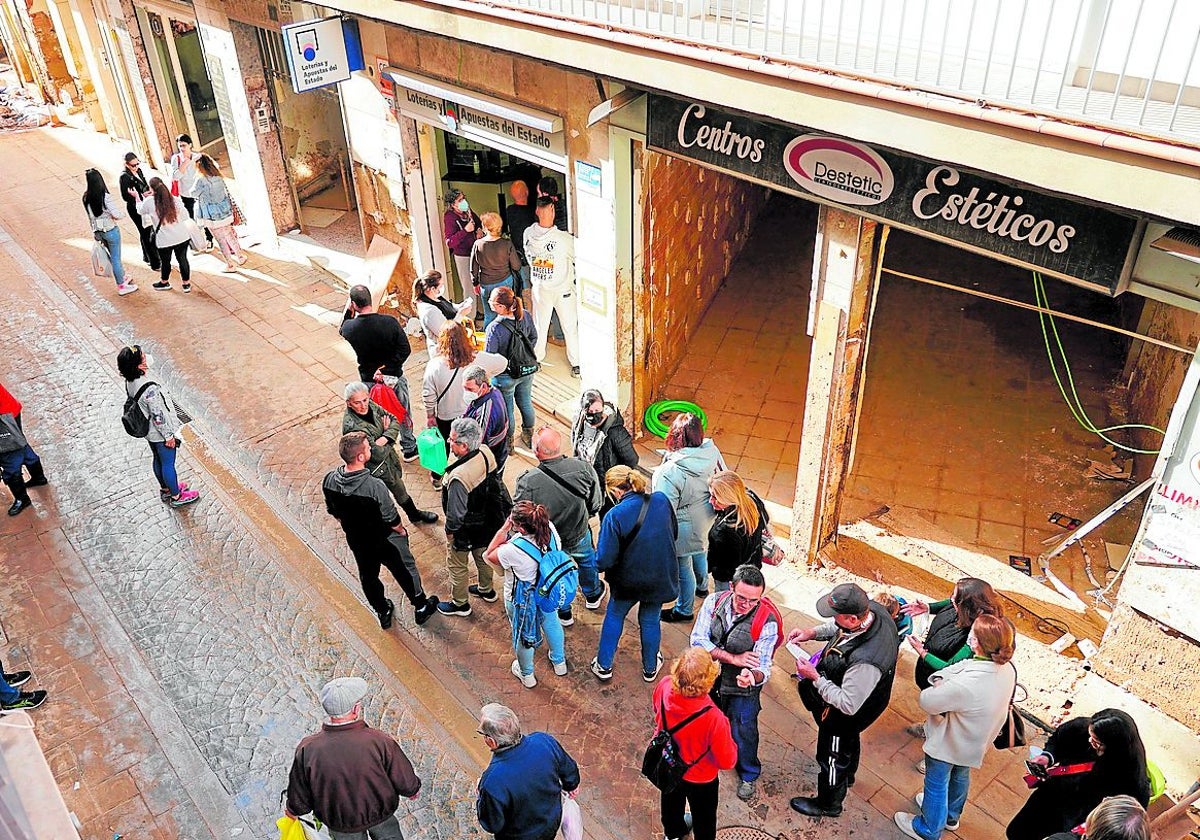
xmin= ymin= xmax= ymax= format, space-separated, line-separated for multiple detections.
xmin=791 ymin=206 xmax=881 ymax=564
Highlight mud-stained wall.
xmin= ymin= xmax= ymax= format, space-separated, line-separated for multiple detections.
xmin=1122 ymin=300 xmax=1200 ymax=476
xmin=637 ymin=152 xmax=771 ymax=416
xmin=25 ymin=3 xmax=75 ymax=104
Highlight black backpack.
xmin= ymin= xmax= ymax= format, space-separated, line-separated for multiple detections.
xmin=121 ymin=381 xmax=157 ymax=438
xmin=640 ymin=700 xmax=711 ymax=793
xmin=500 ymin=320 xmax=540 ymax=378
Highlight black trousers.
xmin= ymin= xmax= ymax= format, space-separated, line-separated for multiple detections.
xmin=129 ymin=210 xmax=160 ymax=269
xmin=348 ymin=533 xmax=423 ymax=614
xmin=158 ymin=242 xmax=190 ymax=283
xmin=815 ymin=725 xmax=860 ymax=809
xmin=660 ymin=777 xmax=718 ymax=840
xmin=179 ymin=196 xmax=213 ymax=244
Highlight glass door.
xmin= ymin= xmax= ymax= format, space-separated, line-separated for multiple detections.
xmin=134 ymin=5 xmax=224 ymax=151
xmin=168 ymin=19 xmax=221 ymax=148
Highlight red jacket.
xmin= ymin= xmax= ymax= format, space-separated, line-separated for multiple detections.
xmin=652 ymin=677 xmax=737 ymax=783
xmin=0 ymin=383 xmax=20 ymax=416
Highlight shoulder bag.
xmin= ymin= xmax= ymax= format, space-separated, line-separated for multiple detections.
xmin=994 ymin=663 xmax=1027 ymax=749
xmin=641 ymin=699 xmax=712 ymax=793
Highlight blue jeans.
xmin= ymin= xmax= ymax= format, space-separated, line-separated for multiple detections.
xmin=914 ymin=754 xmax=971 ymax=839
xmin=99 ymin=226 xmax=126 ymax=286
xmin=492 ymin=372 xmax=535 ymax=432
xmin=480 ymin=276 xmax=514 ymax=328
xmin=596 ymin=597 xmax=662 ymax=673
xmin=505 ymin=596 xmax=565 ymax=674
xmin=672 ymin=551 xmax=707 ymax=618
xmin=0 ymin=443 xmax=40 ymax=483
xmin=0 ymin=663 xmax=18 ymax=704
xmin=149 ymin=440 xmax=180 ymax=496
xmin=719 ymin=692 xmax=762 ymax=782
xmin=566 ymin=531 xmax=603 ymax=602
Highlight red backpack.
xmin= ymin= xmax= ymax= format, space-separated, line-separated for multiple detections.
xmin=714 ymin=591 xmax=785 ymax=654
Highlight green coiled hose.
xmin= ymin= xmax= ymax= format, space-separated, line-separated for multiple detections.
xmin=643 ymin=400 xmax=708 ymax=439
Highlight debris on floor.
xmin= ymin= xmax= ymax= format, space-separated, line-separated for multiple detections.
xmin=0 ymin=84 xmax=50 ymax=130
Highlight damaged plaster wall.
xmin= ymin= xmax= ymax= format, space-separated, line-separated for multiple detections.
xmin=273 ymin=82 xmax=346 ymax=199
xmin=639 ymin=152 xmax=771 ymax=414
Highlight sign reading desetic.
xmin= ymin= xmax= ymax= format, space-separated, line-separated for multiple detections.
xmin=282 ymin=16 xmax=355 ymax=94
xmin=647 ymin=95 xmax=1141 ymax=293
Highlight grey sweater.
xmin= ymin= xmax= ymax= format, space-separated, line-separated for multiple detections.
xmin=513 ymin=456 xmax=602 ymax=548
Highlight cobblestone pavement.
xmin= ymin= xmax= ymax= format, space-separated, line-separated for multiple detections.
xmin=0 ymin=125 xmax=1037 ymax=840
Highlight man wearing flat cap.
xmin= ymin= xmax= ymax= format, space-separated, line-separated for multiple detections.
xmin=286 ymin=677 xmax=422 ymax=839
xmin=785 ymin=582 xmax=898 ymax=819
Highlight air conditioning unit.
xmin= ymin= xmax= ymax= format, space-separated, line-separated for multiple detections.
xmin=1124 ymin=222 xmax=1200 ymax=313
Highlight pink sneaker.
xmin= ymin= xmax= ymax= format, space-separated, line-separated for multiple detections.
xmin=169 ymin=489 xmax=200 ymax=508
xmin=160 ymin=482 xmax=189 ymax=497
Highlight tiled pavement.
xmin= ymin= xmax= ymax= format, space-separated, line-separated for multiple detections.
xmin=0 ymin=125 xmax=1042 ymax=840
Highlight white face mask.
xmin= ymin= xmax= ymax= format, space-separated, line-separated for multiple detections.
xmin=463 ymin=389 xmax=478 ymax=403
xmin=143 ymin=352 xmax=155 ymax=368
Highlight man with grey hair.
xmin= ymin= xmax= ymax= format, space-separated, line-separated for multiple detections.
xmin=476 ymin=703 xmax=579 ymax=840
xmin=286 ymin=677 xmax=422 ymax=839
xmin=342 ymin=382 xmax=438 ymax=526
xmin=462 ymin=364 xmax=510 ymax=473
xmin=323 ymin=431 xmax=440 ymax=629
xmin=514 ymin=425 xmax=605 ymax=627
xmin=437 ymin=417 xmax=511 ymax=617
xmin=339 ymin=284 xmax=419 ymax=461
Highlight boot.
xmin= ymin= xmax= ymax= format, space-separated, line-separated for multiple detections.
xmin=401 ymin=498 xmax=439 ymax=525
xmin=24 ymin=459 xmax=47 ymax=487
xmin=520 ymin=427 xmax=533 ymax=449
xmin=6 ymin=476 xmax=31 ymax=516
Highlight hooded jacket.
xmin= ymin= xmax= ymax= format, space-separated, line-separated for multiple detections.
xmin=651 ymin=439 xmax=724 ymax=557
xmin=322 ymin=466 xmax=401 ymax=550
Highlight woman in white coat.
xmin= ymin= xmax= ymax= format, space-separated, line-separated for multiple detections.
xmin=137 ymin=178 xmax=195 ymax=293
xmin=411 ymin=270 xmax=474 ymax=351
xmin=894 ymin=614 xmax=1018 ymax=840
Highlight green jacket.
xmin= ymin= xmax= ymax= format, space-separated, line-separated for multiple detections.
xmin=342 ymin=403 xmax=401 ymax=478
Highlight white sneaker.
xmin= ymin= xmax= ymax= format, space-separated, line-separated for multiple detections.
xmin=913 ymin=793 xmax=960 ymax=831
xmin=117 ymin=283 xmax=138 ymax=296
xmin=510 ymin=660 xmax=536 ymax=689
xmin=552 ymin=658 xmax=568 ymax=676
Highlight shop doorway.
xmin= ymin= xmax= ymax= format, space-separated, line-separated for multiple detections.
xmin=135 ymin=6 xmax=223 ymax=153
xmin=640 ymin=148 xmax=818 ymax=513
xmin=840 ymin=229 xmax=1166 ymax=604
xmin=256 ymin=27 xmax=359 ymax=254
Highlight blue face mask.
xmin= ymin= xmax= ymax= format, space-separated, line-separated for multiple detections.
xmin=456 ymin=200 xmax=469 ymax=212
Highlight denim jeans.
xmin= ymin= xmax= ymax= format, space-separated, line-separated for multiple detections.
xmin=672 ymin=551 xmax=707 ymax=617
xmin=505 ymin=596 xmax=565 ymax=674
xmin=713 ymin=578 xmax=731 ymax=593
xmin=148 ymin=440 xmax=180 ymax=496
xmin=718 ymin=692 xmax=762 ymax=782
xmin=914 ymin=754 xmax=971 ymax=839
xmin=596 ymin=597 xmax=662 ymax=673
xmin=328 ymin=814 xmax=404 ymax=840
xmin=0 ymin=435 xmax=40 ymax=483
xmin=492 ymin=372 xmax=535 ymax=432
xmin=566 ymin=530 xmax=603 ymax=602
xmin=480 ymin=276 xmax=514 ymax=328
xmin=0 ymin=663 xmax=18 ymax=704
xmin=98 ymin=226 xmax=126 ymax=286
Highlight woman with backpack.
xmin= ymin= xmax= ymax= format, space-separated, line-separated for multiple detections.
xmin=83 ymin=168 xmax=136 ymax=296
xmin=706 ymin=470 xmax=768 ymax=591
xmin=591 ymin=466 xmax=678 ymax=683
xmin=484 ymin=500 xmax=568 ymax=688
xmin=116 ymin=345 xmax=199 ymax=508
xmin=484 ymin=285 xmax=538 ymax=451
xmin=650 ymin=646 xmax=736 ymax=840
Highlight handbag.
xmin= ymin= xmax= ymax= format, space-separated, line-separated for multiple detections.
xmin=761 ymin=526 xmax=786 ymax=566
xmin=231 ymin=196 xmax=246 ymax=226
xmin=994 ymin=664 xmax=1027 ymax=749
xmin=91 ymin=241 xmax=113 ymax=277
xmin=186 ymin=219 xmax=207 ymax=251
xmin=0 ymin=414 xmax=28 ymax=454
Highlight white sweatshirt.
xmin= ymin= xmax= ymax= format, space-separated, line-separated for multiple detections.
xmin=920 ymin=658 xmax=1016 ymax=768
xmin=523 ymin=224 xmax=575 ymax=292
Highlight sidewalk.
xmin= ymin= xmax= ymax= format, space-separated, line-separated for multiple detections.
xmin=1 ymin=121 xmax=1193 ymax=840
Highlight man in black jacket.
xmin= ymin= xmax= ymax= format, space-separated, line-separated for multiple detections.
xmin=118 ymin=152 xmax=159 ymax=270
xmin=787 ymin=583 xmax=897 ymax=818
xmin=323 ymin=432 xmax=439 ymax=628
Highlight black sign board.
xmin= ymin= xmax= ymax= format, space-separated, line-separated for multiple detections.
xmin=647 ymin=94 xmax=1141 ymax=293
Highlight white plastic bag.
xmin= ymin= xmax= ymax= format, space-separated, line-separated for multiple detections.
xmin=91 ymin=241 xmax=112 ymax=277
xmin=187 ymin=219 xmax=206 ymax=251
xmin=560 ymin=793 xmax=582 ymax=840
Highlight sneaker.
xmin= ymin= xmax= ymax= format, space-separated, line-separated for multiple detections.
xmin=660 ymin=608 xmax=691 ymax=623
xmin=1 ymin=690 xmax=47 ymax=711
xmin=894 ymin=812 xmax=922 ymax=840
xmin=559 ymin=608 xmax=574 ymax=627
xmin=510 ymin=659 xmax=537 ymax=688
xmin=468 ymin=585 xmax=498 ymax=603
xmin=552 ymin=658 xmax=568 ymax=677
xmin=2 ymin=671 xmax=31 ymax=688
xmin=152 ymin=281 xmax=172 ymax=291
xmin=665 ymin=813 xmax=693 ymax=840
xmin=378 ymin=599 xmax=395 ymax=630
xmin=590 ymin=658 xmax=612 ymax=681
xmin=414 ymin=595 xmax=439 ymax=626
xmin=430 ymin=474 xmax=443 ymax=490
xmin=437 ymin=601 xmax=472 ymax=617
xmin=912 ymin=792 xmax=958 ymax=830
xmin=695 ymin=588 xmax=709 ymax=598
xmin=916 ymin=757 xmax=926 ymax=774
xmin=117 ymin=283 xmax=138 ymax=296
xmin=402 ymin=450 xmax=419 ymax=463
xmin=643 ymin=653 xmax=664 ymax=682
xmin=906 ymin=723 xmax=927 ymax=738
xmin=160 ymin=482 xmax=190 ymax=497
xmin=169 ymin=489 xmax=200 ymax=508
xmin=584 ymin=583 xmax=607 ymax=610
xmin=182 ymin=282 xmax=192 ymax=292
xmin=737 ymin=779 xmax=756 ymax=801
xmin=570 ymin=365 xmax=581 ymax=378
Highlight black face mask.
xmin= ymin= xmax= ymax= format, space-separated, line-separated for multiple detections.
xmin=585 ymin=411 xmax=603 ymax=425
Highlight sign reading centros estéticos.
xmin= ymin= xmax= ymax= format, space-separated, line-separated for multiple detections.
xmin=282 ymin=16 xmax=355 ymax=94
xmin=647 ymin=95 xmax=1141 ymax=293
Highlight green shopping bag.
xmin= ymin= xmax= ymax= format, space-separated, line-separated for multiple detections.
xmin=417 ymin=425 xmax=448 ymax=474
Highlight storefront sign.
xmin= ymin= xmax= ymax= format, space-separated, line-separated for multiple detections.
xmin=384 ymin=68 xmax=566 ymax=170
xmin=648 ymin=95 xmax=1141 ymax=292
xmin=576 ymin=160 xmax=602 ymax=196
xmin=282 ymin=16 xmax=362 ymax=94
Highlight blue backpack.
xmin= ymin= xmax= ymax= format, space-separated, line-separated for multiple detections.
xmin=513 ymin=533 xmax=578 ymax=612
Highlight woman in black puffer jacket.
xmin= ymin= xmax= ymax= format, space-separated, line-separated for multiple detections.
xmin=572 ymin=389 xmax=639 ymax=514
xmin=705 ymin=470 xmax=767 ymax=591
